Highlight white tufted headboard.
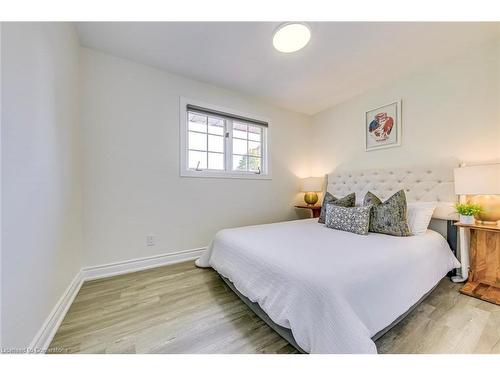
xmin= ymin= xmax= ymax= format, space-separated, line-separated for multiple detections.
xmin=326 ymin=166 xmax=458 ymax=221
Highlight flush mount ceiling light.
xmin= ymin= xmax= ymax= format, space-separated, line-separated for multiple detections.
xmin=272 ymin=22 xmax=311 ymax=53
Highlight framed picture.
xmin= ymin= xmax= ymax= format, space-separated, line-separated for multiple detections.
xmin=365 ymin=100 xmax=401 ymax=151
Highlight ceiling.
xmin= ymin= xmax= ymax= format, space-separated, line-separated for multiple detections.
xmin=76 ymin=22 xmax=499 ymax=115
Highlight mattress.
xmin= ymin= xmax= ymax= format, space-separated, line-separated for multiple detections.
xmin=196 ymin=218 xmax=460 ymax=354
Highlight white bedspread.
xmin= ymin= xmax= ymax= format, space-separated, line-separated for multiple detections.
xmin=196 ymin=219 xmax=460 ymax=354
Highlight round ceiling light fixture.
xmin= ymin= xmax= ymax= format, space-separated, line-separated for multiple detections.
xmin=272 ymin=22 xmax=311 ymax=53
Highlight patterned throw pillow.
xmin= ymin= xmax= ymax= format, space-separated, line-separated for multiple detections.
xmin=325 ymin=204 xmax=372 ymax=235
xmin=318 ymin=192 xmax=356 ymax=224
xmin=363 ymin=190 xmax=411 ymax=236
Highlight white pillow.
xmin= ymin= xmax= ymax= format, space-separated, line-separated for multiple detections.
xmin=407 ymin=201 xmax=437 ymax=235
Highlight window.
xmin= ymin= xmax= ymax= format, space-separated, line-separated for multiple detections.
xmin=180 ymin=98 xmax=270 ymax=179
xmin=232 ymin=122 xmax=263 ymax=173
xmin=187 ymin=112 xmax=225 ymax=171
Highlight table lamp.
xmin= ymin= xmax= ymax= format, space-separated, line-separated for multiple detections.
xmin=300 ymin=177 xmax=323 ymax=206
xmin=454 ymin=163 xmax=500 ymax=225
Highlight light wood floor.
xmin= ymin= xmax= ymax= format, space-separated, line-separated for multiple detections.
xmin=377 ymin=278 xmax=500 ymax=354
xmin=49 ymin=261 xmax=500 ymax=354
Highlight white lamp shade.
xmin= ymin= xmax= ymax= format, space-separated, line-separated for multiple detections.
xmin=301 ymin=177 xmax=323 ymax=192
xmin=454 ymin=163 xmax=500 ymax=195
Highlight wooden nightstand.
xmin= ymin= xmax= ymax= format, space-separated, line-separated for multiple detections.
xmin=295 ymin=205 xmax=322 ymax=218
xmin=455 ymin=222 xmax=500 ymax=305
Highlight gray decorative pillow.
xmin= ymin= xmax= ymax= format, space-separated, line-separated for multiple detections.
xmin=325 ymin=204 xmax=372 ymax=235
xmin=318 ymin=192 xmax=356 ymax=224
xmin=363 ymin=190 xmax=411 ymax=236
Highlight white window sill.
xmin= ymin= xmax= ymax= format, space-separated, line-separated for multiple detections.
xmin=180 ymin=170 xmax=272 ymax=180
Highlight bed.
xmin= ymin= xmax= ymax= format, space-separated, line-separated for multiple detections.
xmin=195 ymin=166 xmax=461 ymax=354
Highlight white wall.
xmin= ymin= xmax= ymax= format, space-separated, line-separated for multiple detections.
xmin=1 ymin=23 xmax=83 ymax=348
xmin=81 ymin=48 xmax=311 ymax=267
xmin=310 ymin=39 xmax=500 ymax=176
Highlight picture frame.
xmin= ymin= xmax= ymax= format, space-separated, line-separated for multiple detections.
xmin=365 ymin=100 xmax=401 ymax=151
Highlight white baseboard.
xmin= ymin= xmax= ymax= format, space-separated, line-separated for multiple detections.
xmin=81 ymin=247 xmax=206 ymax=281
xmin=29 ymin=247 xmax=206 ymax=352
xmin=29 ymin=271 xmax=84 ymax=353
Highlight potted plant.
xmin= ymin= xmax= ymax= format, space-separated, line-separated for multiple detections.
xmin=455 ymin=203 xmax=482 ymax=225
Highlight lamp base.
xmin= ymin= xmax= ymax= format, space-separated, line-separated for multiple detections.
xmin=304 ymin=192 xmax=319 ymax=206
xmin=469 ymin=195 xmax=500 ymax=224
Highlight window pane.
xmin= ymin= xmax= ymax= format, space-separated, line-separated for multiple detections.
xmin=208 ymin=152 xmax=224 ymax=170
xmin=188 ymin=113 xmax=207 ymax=133
xmin=188 ymin=131 xmax=207 ymax=151
xmin=233 ymin=138 xmax=247 ymax=155
xmin=248 ymin=125 xmax=262 ymax=134
xmin=233 ymin=129 xmax=247 ymax=139
xmin=233 ymin=122 xmax=247 ymax=131
xmin=248 ymin=131 xmax=261 ymax=142
xmin=233 ymin=155 xmax=247 ymax=171
xmin=208 ymin=134 xmax=224 ymax=153
xmin=188 ymin=150 xmax=207 ymax=169
xmin=248 ymin=157 xmax=261 ymax=172
xmin=233 ymin=122 xmax=247 ymax=139
xmin=248 ymin=141 xmax=261 ymax=156
xmin=208 ymin=117 xmax=224 ymax=135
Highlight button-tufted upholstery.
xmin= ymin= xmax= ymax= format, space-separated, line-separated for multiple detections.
xmin=326 ymin=167 xmax=458 ymax=220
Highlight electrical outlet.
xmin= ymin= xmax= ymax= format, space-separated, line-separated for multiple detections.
xmin=146 ymin=234 xmax=155 ymax=246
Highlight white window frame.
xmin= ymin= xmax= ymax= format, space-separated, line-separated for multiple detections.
xmin=179 ymin=97 xmax=271 ymax=179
